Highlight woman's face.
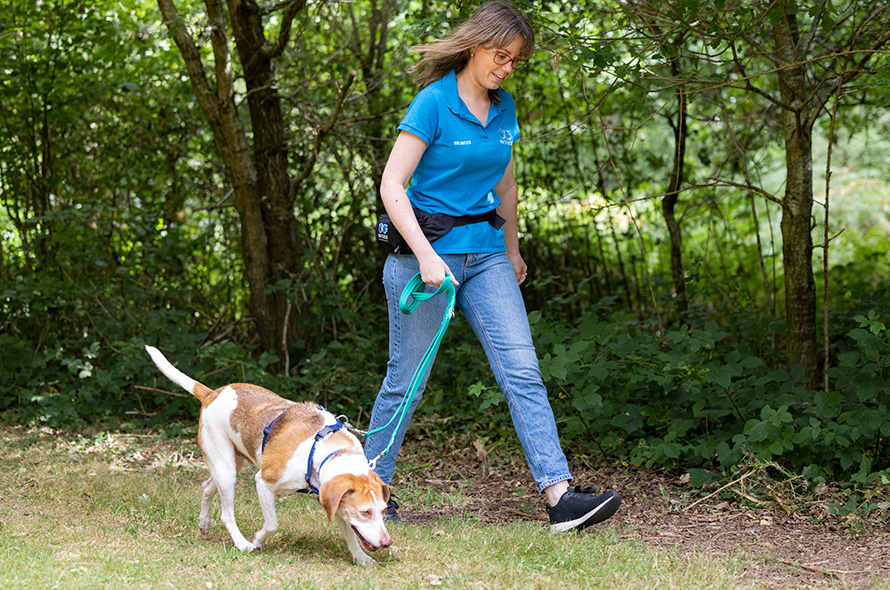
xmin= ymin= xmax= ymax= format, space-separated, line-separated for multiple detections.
xmin=468 ymin=35 xmax=526 ymax=91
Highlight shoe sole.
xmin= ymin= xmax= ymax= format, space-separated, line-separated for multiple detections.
xmin=549 ymin=491 xmax=621 ymax=533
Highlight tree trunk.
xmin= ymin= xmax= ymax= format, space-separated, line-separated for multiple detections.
xmin=661 ymin=55 xmax=688 ymax=317
xmin=228 ymin=0 xmax=305 ymax=356
xmin=772 ymin=10 xmax=818 ymax=380
xmin=158 ymin=0 xmax=307 ymax=361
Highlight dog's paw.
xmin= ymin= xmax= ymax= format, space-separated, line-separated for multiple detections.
xmin=234 ymin=540 xmax=260 ymax=553
xmin=353 ymin=553 xmax=377 ymax=567
xmin=198 ymin=513 xmax=212 ymax=535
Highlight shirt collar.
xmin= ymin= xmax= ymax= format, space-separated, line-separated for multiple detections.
xmin=444 ymin=69 xmax=504 ymax=127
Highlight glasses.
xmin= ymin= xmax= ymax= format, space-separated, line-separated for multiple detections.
xmin=491 ymin=50 xmax=528 ymax=69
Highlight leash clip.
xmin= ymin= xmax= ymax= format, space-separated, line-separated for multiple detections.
xmin=337 ymin=414 xmax=368 ymax=436
xmin=367 ymin=451 xmax=385 ymax=472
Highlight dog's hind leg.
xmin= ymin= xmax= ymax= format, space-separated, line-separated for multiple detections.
xmin=198 ymin=453 xmax=245 ymax=536
xmin=198 ymin=477 xmax=217 ymax=534
xmin=203 ymin=442 xmax=256 ymax=552
xmin=250 ymin=474 xmax=279 ymax=550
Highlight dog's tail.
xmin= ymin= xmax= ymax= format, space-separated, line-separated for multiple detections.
xmin=145 ymin=345 xmax=213 ymax=404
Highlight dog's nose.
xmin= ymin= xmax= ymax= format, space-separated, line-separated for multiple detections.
xmin=380 ymin=532 xmax=392 ymax=548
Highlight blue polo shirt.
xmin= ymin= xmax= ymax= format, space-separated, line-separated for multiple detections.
xmin=397 ymin=69 xmax=520 ymax=254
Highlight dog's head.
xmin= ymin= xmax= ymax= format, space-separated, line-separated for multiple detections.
xmin=319 ymin=471 xmax=392 ymax=552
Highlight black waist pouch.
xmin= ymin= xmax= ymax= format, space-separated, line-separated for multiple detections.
xmin=375 ymin=213 xmax=406 ymax=254
xmin=375 ymin=207 xmax=505 ymax=255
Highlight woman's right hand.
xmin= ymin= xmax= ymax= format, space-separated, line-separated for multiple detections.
xmin=418 ymin=254 xmax=459 ymax=290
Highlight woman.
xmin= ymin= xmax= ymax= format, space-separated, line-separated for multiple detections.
xmin=364 ymin=1 xmax=620 ymax=532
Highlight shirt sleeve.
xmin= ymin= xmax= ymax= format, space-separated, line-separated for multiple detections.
xmin=398 ymin=87 xmax=440 ymax=147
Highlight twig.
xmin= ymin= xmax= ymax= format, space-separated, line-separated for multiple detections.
xmin=730 ymin=487 xmax=764 ymax=505
xmin=134 ymin=385 xmax=190 ymax=399
xmin=775 ymin=559 xmax=887 ymax=576
xmin=763 ymin=479 xmax=792 ymax=515
xmin=684 ymin=468 xmax=758 ymax=511
xmin=203 ymin=361 xmax=245 ymax=381
xmin=282 ymin=297 xmax=292 ymax=376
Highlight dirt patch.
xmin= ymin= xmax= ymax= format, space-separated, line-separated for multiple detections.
xmin=390 ymin=430 xmax=890 ymax=589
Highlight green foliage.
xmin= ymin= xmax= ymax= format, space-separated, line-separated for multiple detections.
xmin=2 ymin=0 xmax=890 ymax=495
xmin=868 ymin=58 xmax=890 ymax=107
xmin=532 ymin=304 xmax=890 ymax=482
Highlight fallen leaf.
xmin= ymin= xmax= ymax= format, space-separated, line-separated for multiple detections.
xmin=426 ymin=574 xmax=442 ymax=586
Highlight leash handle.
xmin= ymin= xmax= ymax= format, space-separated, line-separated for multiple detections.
xmin=398 ymin=273 xmax=456 ymax=317
xmin=364 ymin=273 xmax=457 ymax=467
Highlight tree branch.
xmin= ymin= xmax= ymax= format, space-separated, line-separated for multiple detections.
xmin=157 ymin=0 xmax=221 ymax=123
xmin=730 ymin=39 xmax=799 ymax=113
xmin=205 ymin=0 xmax=234 ymax=104
xmin=705 ymin=178 xmax=785 ymax=209
xmin=291 ymin=72 xmax=356 ymax=190
xmin=262 ymin=0 xmax=307 ymax=59
xmin=807 ymin=31 xmax=890 ymax=130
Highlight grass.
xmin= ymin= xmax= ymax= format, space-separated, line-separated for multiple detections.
xmin=0 ymin=425 xmax=873 ymax=590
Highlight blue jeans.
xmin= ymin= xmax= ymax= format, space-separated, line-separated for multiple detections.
xmin=363 ymin=252 xmax=572 ymax=493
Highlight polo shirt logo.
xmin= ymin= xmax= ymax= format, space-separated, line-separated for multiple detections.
xmin=453 ymin=140 xmax=472 ymax=145
xmin=499 ymin=129 xmax=514 ymax=145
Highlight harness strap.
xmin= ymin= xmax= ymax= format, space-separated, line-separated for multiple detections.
xmin=260 ymin=409 xmax=351 ymax=497
xmin=261 ymin=413 xmax=285 ymax=452
xmin=304 ymin=420 xmax=345 ymax=495
xmin=315 ymin=449 xmax=345 ymax=485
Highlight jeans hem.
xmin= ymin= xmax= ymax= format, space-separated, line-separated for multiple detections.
xmin=536 ymin=475 xmax=572 ymax=494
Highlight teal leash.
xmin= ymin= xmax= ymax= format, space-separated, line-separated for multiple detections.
xmin=359 ymin=272 xmax=457 ymax=471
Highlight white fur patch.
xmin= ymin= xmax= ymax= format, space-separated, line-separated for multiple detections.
xmin=202 ymin=386 xmax=246 ymax=452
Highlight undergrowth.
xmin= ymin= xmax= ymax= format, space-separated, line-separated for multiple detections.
xmin=2 ymin=261 xmax=889 ymax=515
xmin=530 ymin=302 xmax=890 ymax=515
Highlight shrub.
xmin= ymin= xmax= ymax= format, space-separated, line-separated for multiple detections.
xmin=532 ymin=305 xmax=890 ymax=482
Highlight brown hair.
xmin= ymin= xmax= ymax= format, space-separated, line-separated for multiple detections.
xmin=411 ymin=1 xmax=534 ymax=103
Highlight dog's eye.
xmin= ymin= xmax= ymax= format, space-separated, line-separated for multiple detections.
xmin=361 ymin=509 xmax=372 ymax=518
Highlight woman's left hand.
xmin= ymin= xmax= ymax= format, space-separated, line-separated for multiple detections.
xmin=508 ymin=251 xmax=528 ymax=285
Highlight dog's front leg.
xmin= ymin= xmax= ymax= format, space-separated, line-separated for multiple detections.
xmin=251 ymin=474 xmax=279 ymax=550
xmin=336 ymin=516 xmax=375 ymax=566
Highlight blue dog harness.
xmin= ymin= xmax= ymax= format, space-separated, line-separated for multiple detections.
xmin=261 ymin=408 xmax=345 ymax=496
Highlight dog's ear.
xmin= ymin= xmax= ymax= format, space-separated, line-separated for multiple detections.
xmin=319 ymin=475 xmax=354 ymax=521
xmin=369 ymin=469 xmax=390 ymax=503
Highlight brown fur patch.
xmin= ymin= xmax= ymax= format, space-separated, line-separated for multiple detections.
xmin=325 ymin=430 xmax=360 ymax=451
xmin=197 ymin=413 xmax=204 ymax=452
xmin=193 ymin=382 xmax=214 ymax=405
xmin=260 ymin=402 xmax=326 ymax=483
xmin=319 ymin=474 xmax=359 ymax=521
xmin=227 ymin=384 xmax=295 ymax=450
xmin=201 ymin=386 xmax=224 ymax=407
xmin=319 ymin=472 xmax=390 ymax=521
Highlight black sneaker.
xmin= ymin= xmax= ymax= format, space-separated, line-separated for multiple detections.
xmin=546 ymin=486 xmax=621 ymax=532
xmin=384 ymin=496 xmax=402 ymax=524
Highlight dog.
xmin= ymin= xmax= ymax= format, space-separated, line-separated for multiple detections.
xmin=144 ymin=345 xmax=392 ymax=565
